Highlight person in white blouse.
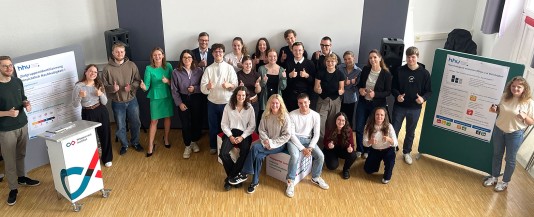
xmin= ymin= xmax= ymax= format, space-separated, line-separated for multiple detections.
xmin=224 ymin=37 xmax=248 ymax=72
xmin=363 ymin=107 xmax=398 ymax=184
xmin=220 ymin=86 xmax=256 ymax=191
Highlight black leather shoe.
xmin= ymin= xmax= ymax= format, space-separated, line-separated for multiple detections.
xmin=120 ymin=147 xmax=127 ymax=155
xmin=163 ymin=136 xmax=170 ymax=149
xmin=224 ymin=182 xmax=232 ymax=191
xmin=133 ymin=145 xmax=144 ymax=152
xmin=146 ymin=152 xmax=153 ymax=158
xmin=342 ymin=170 xmax=350 ymax=179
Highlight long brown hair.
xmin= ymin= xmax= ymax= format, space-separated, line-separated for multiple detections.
xmin=367 ymin=49 xmax=389 ymax=72
xmin=178 ymin=49 xmax=198 ymax=69
xmin=77 ymin=64 xmax=103 ymax=90
xmin=503 ymin=76 xmax=532 ymax=103
xmin=149 ymin=47 xmax=168 ymax=70
xmin=229 ymin=86 xmax=250 ymax=110
xmin=364 ymin=107 xmax=390 ymax=140
xmin=327 ymin=112 xmax=352 ymax=147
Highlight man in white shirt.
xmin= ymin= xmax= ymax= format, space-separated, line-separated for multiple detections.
xmin=285 ymin=93 xmax=328 ymax=198
xmin=201 ymin=43 xmax=238 ymax=154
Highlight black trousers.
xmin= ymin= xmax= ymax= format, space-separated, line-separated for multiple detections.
xmin=323 ymin=145 xmax=357 ymax=171
xmin=219 ymin=129 xmax=252 ymax=178
xmin=82 ymin=104 xmax=112 ymax=163
xmin=177 ymin=93 xmax=204 ymax=146
xmin=341 ymin=102 xmax=355 ymax=129
xmin=364 ymin=147 xmax=396 ymax=180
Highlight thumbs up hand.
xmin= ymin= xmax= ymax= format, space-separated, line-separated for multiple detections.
xmin=113 ymin=81 xmax=119 ymax=92
xmin=96 ymin=87 xmax=104 ymax=97
xmin=415 ymin=93 xmax=424 ymax=104
xmin=79 ymin=90 xmax=87 ymax=98
xmin=162 ymin=76 xmax=169 ymax=84
xmin=8 ymin=107 xmax=19 ymax=117
xmin=397 ymin=93 xmax=405 ymax=102
xmin=239 ymin=80 xmax=244 ymax=87
xmin=281 ymin=50 xmax=287 ymax=62
xmin=140 ymin=80 xmax=147 ymax=91
xmin=289 ymin=69 xmax=297 ymax=78
xmin=124 ymin=83 xmax=131 ymax=92
xmin=300 ymin=68 xmax=309 ymax=78
xmin=23 ymin=100 xmax=31 ymax=112
xmin=207 ymin=80 xmax=213 ymax=90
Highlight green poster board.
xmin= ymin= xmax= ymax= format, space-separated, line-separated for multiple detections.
xmin=418 ymin=49 xmax=525 ymax=174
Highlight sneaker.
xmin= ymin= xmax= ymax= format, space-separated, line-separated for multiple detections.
xmin=483 ymin=177 xmax=497 ymax=187
xmin=104 ymin=162 xmax=112 ymax=167
xmin=18 ymin=176 xmax=40 ymax=186
xmin=382 ymin=178 xmax=390 ymax=184
xmin=311 ymin=177 xmax=329 ymax=190
xmin=363 ymin=153 xmax=368 ymax=159
xmin=209 ymin=148 xmax=217 ymax=155
xmin=228 ymin=173 xmax=248 ymax=185
xmin=0 ymin=173 xmax=4 ymax=182
xmin=355 ymin=152 xmax=362 ymax=158
xmin=342 ymin=170 xmax=350 ymax=179
xmin=191 ymin=142 xmax=200 ymax=153
xmin=7 ymin=189 xmax=17 ymax=206
xmin=183 ymin=146 xmax=192 ymax=159
xmin=286 ymin=180 xmax=295 ymax=198
xmin=120 ymin=147 xmax=128 ymax=155
xmin=133 ymin=144 xmax=144 ymax=152
xmin=247 ymin=183 xmax=259 ymax=194
xmin=494 ymin=181 xmax=508 ymax=192
xmin=403 ymin=154 xmax=413 ymax=165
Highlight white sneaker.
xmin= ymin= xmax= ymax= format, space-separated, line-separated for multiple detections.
xmin=355 ymin=152 xmax=362 ymax=158
xmin=363 ymin=153 xmax=368 ymax=159
xmin=494 ymin=181 xmax=508 ymax=192
xmin=311 ymin=177 xmax=329 ymax=190
xmin=403 ymin=154 xmax=413 ymax=165
xmin=104 ymin=162 xmax=112 ymax=167
xmin=183 ymin=146 xmax=192 ymax=159
xmin=381 ymin=178 xmax=390 ymax=184
xmin=286 ymin=180 xmax=295 ymax=198
xmin=483 ymin=177 xmax=497 ymax=187
xmin=191 ymin=142 xmax=200 ymax=153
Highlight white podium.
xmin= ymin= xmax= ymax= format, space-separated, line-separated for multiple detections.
xmin=38 ymin=120 xmax=111 ymax=212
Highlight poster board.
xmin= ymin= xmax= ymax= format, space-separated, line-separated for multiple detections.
xmin=419 ymin=49 xmax=525 ymax=174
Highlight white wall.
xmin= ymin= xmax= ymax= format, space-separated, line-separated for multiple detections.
xmin=161 ymin=0 xmax=364 ymax=61
xmin=0 ymin=0 xmax=118 ymax=65
xmin=411 ymin=0 xmax=478 ymax=71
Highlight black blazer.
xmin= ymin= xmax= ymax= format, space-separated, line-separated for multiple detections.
xmin=192 ymin=48 xmax=214 ymax=66
xmin=357 ymin=65 xmax=392 ymax=107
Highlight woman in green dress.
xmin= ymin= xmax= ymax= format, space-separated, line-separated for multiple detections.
xmin=140 ymin=47 xmax=174 ymax=157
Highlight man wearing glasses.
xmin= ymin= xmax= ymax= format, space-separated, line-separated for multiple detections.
xmin=200 ymin=44 xmax=238 ymax=154
xmin=311 ymin=36 xmax=341 ymax=71
xmin=0 ymin=56 xmax=40 ymax=206
xmin=192 ymin=32 xmax=214 ymax=69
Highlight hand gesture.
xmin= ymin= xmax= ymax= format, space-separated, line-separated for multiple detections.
xmin=255 ymin=77 xmax=261 ymax=88
xmin=302 ymin=148 xmax=312 ymax=157
xmin=23 ymin=101 xmax=31 ymax=112
xmin=345 ymin=78 xmax=350 ymax=85
xmin=338 ymin=89 xmax=344 ymax=96
xmin=369 ymin=137 xmax=378 ymax=145
xmin=96 ymin=87 xmax=104 ymax=96
xmin=253 ymin=56 xmax=260 ymax=65
xmin=263 ymin=75 xmax=268 ymax=83
xmin=368 ymin=89 xmax=375 ymax=98
xmin=239 ymin=80 xmax=244 ymax=87
xmin=8 ymin=107 xmax=19 ymax=117
xmin=187 ymin=86 xmax=195 ymax=93
xmin=315 ymin=85 xmax=322 ymax=94
xmin=351 ymin=78 xmax=357 ymax=84
xmin=282 ymin=70 xmax=287 ymax=78
xmin=207 ymin=80 xmax=213 ymax=90
xmin=517 ymin=110 xmax=527 ymax=121
xmin=199 ymin=59 xmax=207 ymax=67
xmin=281 ymin=50 xmax=287 ymax=62
xmin=300 ymin=68 xmax=309 ymax=78
xmin=79 ymin=90 xmax=87 ymax=98
xmin=359 ymin=88 xmax=367 ymax=96
xmin=227 ymin=58 xmax=234 ymax=65
xmin=383 ymin=136 xmax=393 ymax=144
xmin=347 ymin=146 xmax=353 ymax=153
xmin=415 ymin=93 xmax=424 ymax=104
xmin=237 ymin=62 xmax=243 ymax=69
xmin=221 ymin=79 xmax=231 ymax=89
xmin=328 ymin=141 xmax=334 ymax=149
xmin=489 ymin=104 xmax=498 ymax=113
xmin=314 ymin=51 xmax=320 ymax=59
xmin=140 ymin=80 xmax=147 ymax=91
xmin=289 ymin=69 xmax=297 ymax=78
xmin=179 ymin=103 xmax=188 ymax=111
xmin=125 ymin=83 xmax=131 ymax=92
xmin=262 ymin=139 xmax=271 ymax=149
xmin=397 ymin=93 xmax=405 ymax=102
xmin=113 ymin=81 xmax=120 ymax=92
xmin=162 ymin=76 xmax=169 ymax=84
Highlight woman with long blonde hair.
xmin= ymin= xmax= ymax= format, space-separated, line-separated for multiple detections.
xmin=228 ymin=94 xmax=291 ymax=194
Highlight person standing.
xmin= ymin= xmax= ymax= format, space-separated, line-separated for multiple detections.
xmin=171 ymin=50 xmax=204 ymax=159
xmin=102 ymin=42 xmax=144 ymax=155
xmin=72 ymin=64 xmax=113 ymax=167
xmin=258 ymin=49 xmax=287 ymax=116
xmin=192 ymin=32 xmax=214 ymax=70
xmin=201 ymin=43 xmax=238 ymax=154
xmin=283 ymin=42 xmax=316 ymax=112
xmin=0 ymin=56 xmax=40 ymax=206
xmin=224 ymin=37 xmax=248 ymax=72
xmin=391 ymin=47 xmax=432 ymax=165
xmin=237 ymin=56 xmax=261 ymax=125
xmin=311 ymin=36 xmax=341 ymax=71
xmin=251 ymin=38 xmax=270 ymax=71
xmin=338 ymin=51 xmax=361 ymax=133
xmin=140 ymin=47 xmax=174 ymax=157
xmin=286 ymin=93 xmax=328 ymax=198
xmin=277 ymin=29 xmax=308 ymax=68
xmin=484 ymin=76 xmax=533 ymax=192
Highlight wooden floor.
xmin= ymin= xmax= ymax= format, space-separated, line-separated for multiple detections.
xmin=1 ymin=109 xmax=534 ymax=216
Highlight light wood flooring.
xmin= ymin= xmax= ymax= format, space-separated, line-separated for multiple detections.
xmin=1 ymin=110 xmax=534 ymax=216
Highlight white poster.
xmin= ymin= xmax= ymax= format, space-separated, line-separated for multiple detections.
xmin=433 ymin=54 xmax=509 ymax=142
xmin=15 ymin=51 xmax=81 ymax=138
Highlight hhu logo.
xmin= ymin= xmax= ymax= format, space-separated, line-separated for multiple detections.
xmin=17 ymin=64 xmax=30 ymax=71
xmin=448 ymin=57 xmax=460 ymax=64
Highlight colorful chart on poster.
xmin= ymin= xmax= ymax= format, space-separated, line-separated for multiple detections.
xmin=433 ymin=54 xmax=509 ymax=142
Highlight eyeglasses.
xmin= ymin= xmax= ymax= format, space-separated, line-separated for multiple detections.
xmin=320 ymin=44 xmax=331 ymax=47
xmin=1 ymin=64 xmax=13 ymax=69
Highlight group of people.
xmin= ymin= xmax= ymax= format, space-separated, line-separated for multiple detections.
xmin=1 ymin=29 xmax=532 ymax=205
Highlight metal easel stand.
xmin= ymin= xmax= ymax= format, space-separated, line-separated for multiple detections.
xmin=523 ymin=126 xmax=534 ymax=171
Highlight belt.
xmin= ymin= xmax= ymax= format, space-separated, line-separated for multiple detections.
xmin=83 ymin=102 xmax=101 ymax=110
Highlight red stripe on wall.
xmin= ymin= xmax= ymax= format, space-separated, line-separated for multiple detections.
xmin=526 ymin=16 xmax=534 ymax=27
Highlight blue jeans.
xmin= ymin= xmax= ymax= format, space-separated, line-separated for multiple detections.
xmin=207 ymin=101 xmax=226 ymax=149
xmin=286 ymin=137 xmax=324 ymax=180
xmin=241 ymin=142 xmax=286 ymax=185
xmin=112 ymin=97 xmax=141 ymax=148
xmin=392 ymin=106 xmax=422 ymax=154
xmin=491 ymin=126 xmax=524 ymax=182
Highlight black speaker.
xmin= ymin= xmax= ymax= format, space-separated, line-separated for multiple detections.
xmin=380 ymin=38 xmax=404 ymax=72
xmin=104 ymin=28 xmax=132 ymax=60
